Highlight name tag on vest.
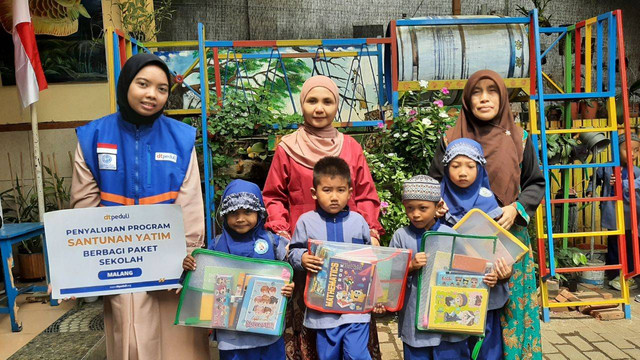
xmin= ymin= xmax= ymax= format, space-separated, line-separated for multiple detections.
xmin=97 ymin=143 xmax=117 ymax=170
xmin=155 ymin=152 xmax=177 ymax=163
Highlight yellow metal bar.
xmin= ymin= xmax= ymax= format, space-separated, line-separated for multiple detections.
xmin=397 ymin=78 xmax=529 ymax=92
xmin=202 ymin=26 xmax=209 ymax=112
xmin=105 ymin=27 xmax=117 ymax=113
xmin=542 ymin=72 xmax=565 ymax=94
xmin=276 ymin=39 xmax=322 ymax=46
xmin=585 ymin=24 xmax=592 ymax=92
xmin=529 ymin=100 xmax=539 ymax=134
xmin=621 ymin=269 xmax=630 ymax=301
xmin=322 ymin=51 xmax=359 ymax=58
xmin=140 ymin=41 xmax=199 ymax=48
xmin=531 ymin=124 xmax=617 ymax=135
xmin=536 ymin=205 xmax=545 ymax=238
xmin=125 ymin=39 xmax=133 ymax=59
xmin=585 ymin=17 xmax=598 ymax=26
xmin=608 ymin=96 xmax=617 ymax=137
xmin=547 ymin=298 xmax=626 ymax=308
xmin=539 ymin=229 xmax=624 ymax=239
xmin=164 ymin=109 xmax=201 ymax=115
xmin=540 ymin=277 xmax=550 ymax=309
xmin=171 ymin=58 xmax=200 ymax=93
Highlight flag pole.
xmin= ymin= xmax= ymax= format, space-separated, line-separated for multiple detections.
xmin=30 ymin=103 xmax=45 ymax=221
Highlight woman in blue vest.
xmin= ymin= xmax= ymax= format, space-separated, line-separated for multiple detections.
xmin=70 ymin=53 xmax=210 ymax=359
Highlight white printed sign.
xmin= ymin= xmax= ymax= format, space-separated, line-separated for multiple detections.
xmin=45 ymin=204 xmax=188 ymax=299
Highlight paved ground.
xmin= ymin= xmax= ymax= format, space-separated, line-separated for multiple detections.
xmin=3 ymin=284 xmax=640 ymax=359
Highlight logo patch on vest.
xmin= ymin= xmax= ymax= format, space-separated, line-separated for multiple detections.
xmin=155 ymin=152 xmax=177 ymax=163
xmin=97 ymin=143 xmax=117 ymax=155
xmin=254 ymin=239 xmax=269 ymax=255
xmin=479 ymin=187 xmax=493 ymax=198
xmin=98 ymin=153 xmax=117 ymax=170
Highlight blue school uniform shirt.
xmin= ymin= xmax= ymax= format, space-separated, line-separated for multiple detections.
xmin=288 ymin=207 xmax=372 ymax=329
xmin=587 ymin=166 xmax=640 ymax=231
xmin=210 ymin=232 xmax=288 ymax=351
xmin=389 ymin=223 xmax=468 ymax=348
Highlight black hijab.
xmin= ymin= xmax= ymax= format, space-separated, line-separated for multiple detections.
xmin=116 ymin=53 xmax=172 ymax=126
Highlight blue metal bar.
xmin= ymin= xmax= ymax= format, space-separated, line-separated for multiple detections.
xmin=596 ymin=20 xmax=604 ymax=92
xmin=392 ymin=91 xmax=399 ymax=117
xmin=322 ymin=38 xmax=367 ymax=46
xmin=608 ymin=13 xmax=617 ymax=93
xmin=530 ymin=91 xmax=614 ymax=100
xmin=541 ymin=31 xmax=567 ymax=60
xmin=376 ymin=44 xmax=385 ymax=112
xmin=532 ymin=9 xmax=558 ymax=276
xmin=132 ymin=44 xmax=138 ymax=55
xmin=204 ymin=41 xmax=234 ymax=47
xmin=396 ymin=17 xmax=529 ymax=26
xmin=539 ymin=27 xmax=568 ymax=34
xmin=113 ymin=31 xmax=121 ymax=92
xmin=198 ymin=23 xmax=213 ymax=244
xmin=598 ymin=12 xmax=613 ymax=21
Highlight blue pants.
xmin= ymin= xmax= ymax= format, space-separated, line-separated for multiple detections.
xmin=316 ymin=322 xmax=371 ymax=360
xmin=606 ymin=231 xmax=639 ymax=278
xmin=403 ymin=340 xmax=470 ymax=360
xmin=219 ymin=337 xmax=285 ymax=360
xmin=468 ymin=309 xmax=503 ymax=360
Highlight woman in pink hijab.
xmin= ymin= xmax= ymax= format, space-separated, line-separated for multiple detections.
xmin=263 ymin=75 xmax=383 ymax=359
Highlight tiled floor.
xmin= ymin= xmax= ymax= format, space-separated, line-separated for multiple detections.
xmin=0 ymin=292 xmax=76 ymax=359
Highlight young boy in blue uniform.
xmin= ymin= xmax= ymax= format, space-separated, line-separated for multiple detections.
xmin=388 ymin=175 xmax=471 ymax=359
xmin=288 ymin=156 xmax=373 ymax=360
xmin=587 ymin=133 xmax=640 ymax=292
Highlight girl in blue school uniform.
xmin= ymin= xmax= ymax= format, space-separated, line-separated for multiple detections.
xmin=183 ymin=179 xmax=294 ymax=360
xmin=388 ymin=175 xmax=471 ymax=359
xmin=439 ymin=138 xmax=513 ymax=360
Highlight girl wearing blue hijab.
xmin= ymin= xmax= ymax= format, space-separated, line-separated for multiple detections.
xmin=440 ymin=138 xmax=503 ymax=226
xmin=440 ymin=138 xmax=512 ymax=360
xmin=183 ymin=179 xmax=294 ymax=360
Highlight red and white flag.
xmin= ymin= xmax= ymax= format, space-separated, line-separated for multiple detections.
xmin=12 ymin=0 xmax=47 ymax=108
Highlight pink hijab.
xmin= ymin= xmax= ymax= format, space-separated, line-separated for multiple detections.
xmin=278 ymin=75 xmax=345 ymax=168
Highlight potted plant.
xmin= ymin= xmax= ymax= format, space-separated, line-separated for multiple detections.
xmin=541 ymin=133 xmax=578 ymax=164
xmin=553 ymin=246 xmax=588 ymax=291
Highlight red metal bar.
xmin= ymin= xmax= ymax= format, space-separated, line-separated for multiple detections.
xmin=114 ymin=29 xmax=126 ymax=37
xmin=233 ymin=40 xmax=277 ymax=47
xmin=555 ymin=264 xmax=623 ymax=273
xmin=538 ymin=235 xmax=549 ymax=277
xmin=118 ymin=35 xmax=127 ymax=67
xmin=529 ymin=16 xmax=536 ymax=95
xmin=366 ymin=38 xmax=393 ymax=44
xmin=390 ymin=20 xmax=398 ymax=92
xmin=576 ymin=20 xmax=586 ymax=29
xmin=615 ymin=9 xmax=640 ymax=279
xmin=213 ymin=48 xmax=223 ymax=106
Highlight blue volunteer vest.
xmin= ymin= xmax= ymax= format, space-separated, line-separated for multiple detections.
xmin=76 ymin=113 xmax=196 ymax=207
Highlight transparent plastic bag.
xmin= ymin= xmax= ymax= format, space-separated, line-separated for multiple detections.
xmin=304 ymin=239 xmax=412 ymax=313
xmin=175 ymin=249 xmax=292 ymax=336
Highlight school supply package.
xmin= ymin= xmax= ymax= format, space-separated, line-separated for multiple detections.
xmin=175 ymin=249 xmax=293 ymax=336
xmin=305 ymin=239 xmax=412 ymax=313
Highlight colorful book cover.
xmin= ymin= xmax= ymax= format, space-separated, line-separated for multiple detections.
xmin=211 ymin=275 xmax=233 ymax=328
xmin=323 ymin=258 xmax=374 ymax=312
xmin=235 ymin=276 xmax=286 ymax=335
xmin=199 ymin=266 xmax=218 ymax=321
xmin=436 ymin=272 xmax=488 ymax=290
xmin=426 ymin=286 xmax=488 ymax=334
xmin=309 ymin=243 xmax=337 ymax=297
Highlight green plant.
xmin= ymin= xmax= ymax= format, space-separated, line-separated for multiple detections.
xmin=0 ymin=167 xmax=70 ymax=254
xmin=117 ymin=0 xmax=175 ymax=42
xmin=551 ymin=246 xmax=588 ymax=282
xmin=542 ymin=133 xmax=578 ymax=164
xmin=364 ymin=83 xmax=455 ymax=245
xmin=516 ymin=0 xmax=553 ymax=27
xmin=198 ymin=87 xmax=301 ymax=203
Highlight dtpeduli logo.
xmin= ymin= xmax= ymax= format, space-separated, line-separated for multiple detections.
xmin=104 ymin=213 xmax=130 ymax=221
